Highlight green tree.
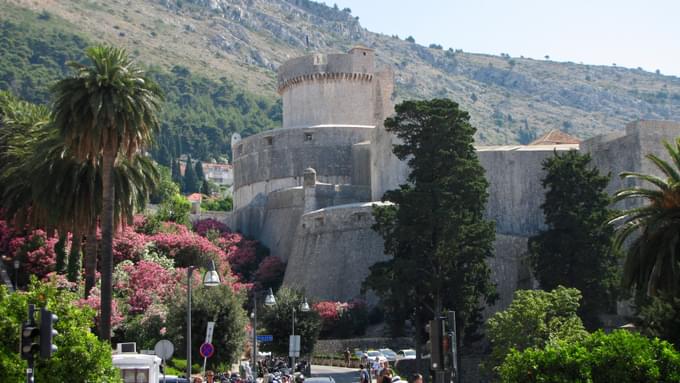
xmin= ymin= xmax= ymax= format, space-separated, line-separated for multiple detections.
xmin=364 ymin=99 xmax=497 ymax=360
xmin=486 ymin=286 xmax=588 ymax=372
xmin=529 ymin=150 xmax=620 ymax=329
xmin=166 ymin=283 xmax=247 ymax=369
xmin=259 ymin=288 xmax=322 ymax=356
xmin=0 ymin=278 xmax=121 ymax=382
xmin=499 ymin=330 xmax=680 ymax=382
xmin=183 ymin=155 xmax=200 ymax=194
xmin=51 ymin=45 xmax=163 ymax=341
xmin=150 ymin=165 xmax=180 ymax=204
xmin=195 ymin=160 xmax=205 ymax=183
xmin=172 ymin=159 xmax=184 ymax=192
xmin=610 ymin=138 xmax=680 ymax=297
xmin=156 ymin=194 xmax=191 ymax=226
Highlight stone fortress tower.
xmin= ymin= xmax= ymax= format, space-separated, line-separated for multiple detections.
xmin=233 ymin=47 xmax=680 ymax=312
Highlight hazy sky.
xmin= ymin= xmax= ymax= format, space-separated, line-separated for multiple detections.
xmin=332 ymin=0 xmax=680 ymax=76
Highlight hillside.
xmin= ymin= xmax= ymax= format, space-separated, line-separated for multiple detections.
xmin=3 ymin=0 xmax=680 ymax=152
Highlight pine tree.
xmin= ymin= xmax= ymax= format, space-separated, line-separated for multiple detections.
xmin=365 ymin=98 xmax=497 ymax=356
xmin=183 ymin=155 xmax=200 ymax=193
xmin=529 ymin=150 xmax=620 ymax=329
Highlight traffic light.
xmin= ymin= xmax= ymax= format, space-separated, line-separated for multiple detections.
xmin=39 ymin=307 xmax=58 ymax=358
xmin=21 ymin=322 xmax=40 ymax=360
xmin=429 ymin=318 xmax=444 ymax=370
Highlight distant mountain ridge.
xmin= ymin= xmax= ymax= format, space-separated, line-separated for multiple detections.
xmin=3 ymin=0 xmax=680 ymax=146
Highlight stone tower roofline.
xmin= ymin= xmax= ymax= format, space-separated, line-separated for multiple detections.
xmin=277 ymin=47 xmax=377 ymax=94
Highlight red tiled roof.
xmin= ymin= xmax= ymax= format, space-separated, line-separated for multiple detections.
xmin=529 ymin=129 xmax=581 ymax=145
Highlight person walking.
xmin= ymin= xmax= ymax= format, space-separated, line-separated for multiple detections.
xmin=205 ymin=370 xmax=215 ymax=383
xmin=359 ymin=364 xmax=370 ymax=383
xmin=409 ymin=374 xmax=423 ymax=383
xmin=371 ymin=357 xmax=381 ymax=378
xmin=344 ymin=348 xmax=352 ymax=367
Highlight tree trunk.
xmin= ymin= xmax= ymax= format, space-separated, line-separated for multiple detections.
xmin=67 ymin=229 xmax=82 ymax=282
xmin=99 ymin=146 xmax=116 ymax=341
xmin=84 ymin=216 xmax=98 ymax=298
xmin=55 ymin=233 xmax=68 ymax=274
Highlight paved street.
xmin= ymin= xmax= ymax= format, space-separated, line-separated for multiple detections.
xmin=310 ymin=365 xmax=359 ymax=383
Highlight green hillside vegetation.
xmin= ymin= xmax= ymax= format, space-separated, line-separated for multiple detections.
xmin=0 ymin=6 xmax=280 ymax=162
xmin=2 ymin=0 xmax=680 ymax=151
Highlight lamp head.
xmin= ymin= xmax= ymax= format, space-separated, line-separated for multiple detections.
xmin=264 ymin=288 xmax=276 ymax=306
xmin=300 ymin=297 xmax=310 ymax=312
xmin=203 ymin=260 xmax=220 ymax=287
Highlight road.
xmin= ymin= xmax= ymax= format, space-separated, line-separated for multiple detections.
xmin=310 ymin=365 xmax=359 ymax=383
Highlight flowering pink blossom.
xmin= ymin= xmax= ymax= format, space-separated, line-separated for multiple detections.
xmin=314 ymin=301 xmax=341 ymax=322
xmin=113 ymin=227 xmax=148 ymax=263
xmin=77 ymin=287 xmax=124 ymax=330
xmin=193 ymin=218 xmax=231 ymax=237
xmin=10 ymin=229 xmax=58 ymax=278
xmin=119 ymin=260 xmax=176 ymax=314
xmin=253 ymin=256 xmax=286 ymax=290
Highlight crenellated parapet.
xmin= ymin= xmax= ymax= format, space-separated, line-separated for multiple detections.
xmin=277 ymin=72 xmax=374 ymax=94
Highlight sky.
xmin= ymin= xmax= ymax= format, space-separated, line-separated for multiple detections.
xmin=332 ymin=0 xmax=680 ymax=76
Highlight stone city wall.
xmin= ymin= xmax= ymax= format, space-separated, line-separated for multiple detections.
xmin=232 ymin=125 xmax=374 ymax=209
xmin=284 ymin=202 xmax=390 ymax=302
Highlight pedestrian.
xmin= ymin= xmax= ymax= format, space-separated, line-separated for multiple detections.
xmin=344 ymin=348 xmax=351 ymax=367
xmin=359 ymin=364 xmax=369 ymax=383
xmin=371 ymin=357 xmax=381 ymax=377
xmin=193 ymin=377 xmax=204 ymax=383
xmin=205 ymin=370 xmax=215 ymax=383
xmin=381 ymin=369 xmax=393 ymax=383
xmin=410 ymin=374 xmax=423 ymax=383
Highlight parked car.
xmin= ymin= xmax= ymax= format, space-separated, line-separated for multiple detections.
xmin=366 ymin=350 xmax=388 ymax=364
xmin=396 ymin=349 xmax=416 ymax=361
xmin=158 ymin=375 xmax=189 ymax=383
xmin=306 ymin=378 xmax=335 ymax=383
xmin=355 ymin=350 xmax=368 ymax=360
xmin=379 ymin=348 xmax=397 ymax=363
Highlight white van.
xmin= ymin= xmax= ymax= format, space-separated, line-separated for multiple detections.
xmin=112 ymin=352 xmax=162 ymax=383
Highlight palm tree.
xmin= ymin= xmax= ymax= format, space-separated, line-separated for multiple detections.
xmin=51 ymin=45 xmax=162 ymax=340
xmin=610 ymin=138 xmax=680 ymax=297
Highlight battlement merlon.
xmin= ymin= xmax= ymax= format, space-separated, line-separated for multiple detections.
xmin=277 ymin=47 xmax=376 ymax=94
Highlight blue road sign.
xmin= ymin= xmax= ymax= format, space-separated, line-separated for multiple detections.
xmin=256 ymin=335 xmax=273 ymax=342
xmin=199 ymin=342 xmax=214 ymax=358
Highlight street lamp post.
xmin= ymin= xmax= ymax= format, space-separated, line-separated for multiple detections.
xmin=187 ymin=260 xmax=221 ymax=380
xmin=251 ymin=288 xmax=276 ymax=377
xmin=291 ymin=297 xmax=310 ymax=369
xmin=13 ymin=259 xmax=20 ymax=291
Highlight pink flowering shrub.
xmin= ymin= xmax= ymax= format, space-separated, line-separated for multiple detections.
xmin=0 ymin=219 xmax=15 ymax=255
xmin=77 ymin=287 xmax=124 ymax=330
xmin=113 ymin=227 xmax=148 ymax=263
xmin=149 ymin=231 xmax=226 ymax=270
xmin=10 ymin=229 xmax=58 ymax=278
xmin=314 ymin=300 xmax=369 ymax=339
xmin=119 ymin=260 xmax=176 ymax=314
xmin=193 ymin=218 xmax=231 ymax=237
xmin=253 ymin=256 xmax=286 ymax=290
xmin=217 ymin=233 xmax=267 ymax=282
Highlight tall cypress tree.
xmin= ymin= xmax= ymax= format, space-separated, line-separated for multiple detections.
xmin=529 ymin=150 xmax=620 ymax=329
xmin=195 ymin=160 xmax=205 ymax=182
xmin=183 ymin=155 xmax=200 ymax=193
xmin=172 ymin=159 xmax=184 ymax=192
xmin=364 ymin=99 xmax=497 ymax=355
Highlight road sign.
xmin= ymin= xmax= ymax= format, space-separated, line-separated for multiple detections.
xmin=205 ymin=321 xmax=215 ymax=344
xmin=256 ymin=335 xmax=273 ymax=342
xmin=154 ymin=340 xmax=174 ymax=360
xmin=289 ymin=335 xmax=301 ymax=357
xmin=200 ymin=342 xmax=215 ymax=358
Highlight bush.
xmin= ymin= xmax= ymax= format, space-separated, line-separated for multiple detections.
xmin=166 ymin=284 xmax=247 ymax=368
xmin=253 ymin=256 xmax=286 ymax=291
xmin=499 ymin=330 xmax=680 ymax=382
xmin=486 ymin=286 xmax=588 ymax=371
xmin=259 ymin=288 xmax=322 ymax=356
xmin=0 ymin=279 xmax=121 ymax=382
xmin=201 ymin=195 xmax=233 ymax=212
xmin=193 ymin=218 xmax=230 ymax=237
xmin=156 ymin=194 xmax=191 ymax=226
xmin=314 ymin=300 xmax=369 ymax=338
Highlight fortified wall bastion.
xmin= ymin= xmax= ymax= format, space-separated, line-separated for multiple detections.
xmin=233 ymin=48 xmax=680 ymax=315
